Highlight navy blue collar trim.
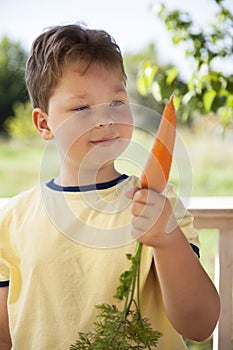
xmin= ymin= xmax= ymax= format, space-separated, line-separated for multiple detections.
xmin=190 ymin=244 xmax=200 ymax=258
xmin=46 ymin=174 xmax=128 ymax=192
xmin=0 ymin=281 xmax=9 ymax=287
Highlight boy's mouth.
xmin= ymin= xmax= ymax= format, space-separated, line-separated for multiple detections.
xmin=90 ymin=137 xmax=119 ymax=146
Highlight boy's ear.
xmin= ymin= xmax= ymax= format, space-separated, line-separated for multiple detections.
xmin=32 ymin=108 xmax=54 ymax=140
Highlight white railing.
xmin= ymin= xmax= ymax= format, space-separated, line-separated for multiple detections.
xmin=1 ymin=197 xmax=233 ymax=349
xmin=188 ymin=197 xmax=233 ymax=350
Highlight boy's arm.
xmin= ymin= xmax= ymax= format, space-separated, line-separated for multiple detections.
xmin=152 ymin=226 xmax=220 ymax=341
xmin=128 ymin=188 xmax=220 ymax=341
xmin=0 ymin=286 xmax=12 ymax=349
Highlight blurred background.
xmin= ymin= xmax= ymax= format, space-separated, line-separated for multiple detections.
xmin=0 ymin=1 xmax=233 ymax=348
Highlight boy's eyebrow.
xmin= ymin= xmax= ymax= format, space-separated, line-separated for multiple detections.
xmin=68 ymin=88 xmax=127 ymax=101
xmin=68 ymin=93 xmax=88 ymax=100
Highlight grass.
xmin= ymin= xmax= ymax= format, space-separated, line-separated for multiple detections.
xmin=0 ymin=138 xmax=42 ymax=197
xmin=0 ymin=137 xmax=61 ymax=197
xmin=178 ymin=128 xmax=233 ymax=196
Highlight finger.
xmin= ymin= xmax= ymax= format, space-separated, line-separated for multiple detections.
xmin=133 ymin=188 xmax=149 ymax=203
xmin=133 ymin=188 xmax=161 ymax=205
xmin=131 ymin=201 xmax=147 ymax=217
xmin=125 ymin=186 xmax=140 ymax=199
xmin=132 ymin=215 xmax=156 ymax=234
xmin=131 ymin=201 xmax=156 ymax=219
xmin=130 ymin=227 xmax=145 ymax=240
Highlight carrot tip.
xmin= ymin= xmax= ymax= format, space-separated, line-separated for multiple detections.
xmin=140 ymin=96 xmax=176 ymax=192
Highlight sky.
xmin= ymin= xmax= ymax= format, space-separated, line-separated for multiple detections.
xmin=0 ymin=0 xmax=232 ymax=78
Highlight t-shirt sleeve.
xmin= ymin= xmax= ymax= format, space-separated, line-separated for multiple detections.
xmin=165 ymin=183 xmax=200 ymax=252
xmin=0 ymin=257 xmax=10 ymax=283
xmin=0 ymin=204 xmax=12 ymax=284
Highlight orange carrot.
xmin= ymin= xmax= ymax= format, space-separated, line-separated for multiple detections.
xmin=140 ymin=95 xmax=176 ymax=192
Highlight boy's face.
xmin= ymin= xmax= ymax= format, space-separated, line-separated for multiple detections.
xmin=41 ymin=61 xmax=133 ymax=173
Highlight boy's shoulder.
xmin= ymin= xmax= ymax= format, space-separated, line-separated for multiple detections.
xmin=0 ymin=184 xmax=42 ymax=218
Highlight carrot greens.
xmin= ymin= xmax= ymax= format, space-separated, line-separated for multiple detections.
xmin=70 ymin=242 xmax=162 ymax=349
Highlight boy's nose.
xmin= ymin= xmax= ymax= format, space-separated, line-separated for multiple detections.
xmin=94 ymin=105 xmax=115 ymax=128
xmin=96 ymin=119 xmax=115 ymax=128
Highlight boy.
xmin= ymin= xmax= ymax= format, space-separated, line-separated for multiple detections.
xmin=0 ymin=23 xmax=220 ymax=349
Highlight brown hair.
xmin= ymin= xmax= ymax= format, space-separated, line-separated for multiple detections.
xmin=25 ymin=23 xmax=127 ymax=112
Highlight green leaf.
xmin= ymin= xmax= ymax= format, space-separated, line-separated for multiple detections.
xmin=137 ymin=74 xmax=148 ymax=96
xmin=226 ymin=94 xmax=233 ymax=108
xmin=219 ymin=107 xmax=231 ymax=125
xmin=144 ymin=63 xmax=158 ymax=88
xmin=203 ymin=90 xmax=217 ymax=112
xmin=226 ymin=77 xmax=233 ymax=94
xmin=187 ymin=75 xmax=195 ymax=91
xmin=172 ymin=34 xmax=183 ymax=44
xmin=166 ymin=67 xmax=178 ymax=85
xmin=152 ymin=81 xmax=162 ymax=102
xmin=173 ymin=95 xmax=181 ymax=110
xmin=137 ymin=63 xmax=158 ymax=97
xmin=182 ymin=91 xmax=195 ymax=105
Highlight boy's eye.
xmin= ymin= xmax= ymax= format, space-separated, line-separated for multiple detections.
xmin=110 ymin=101 xmax=125 ymax=107
xmin=74 ymin=105 xmax=90 ymax=111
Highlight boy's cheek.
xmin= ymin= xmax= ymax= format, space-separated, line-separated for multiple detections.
xmin=52 ymin=117 xmax=90 ymax=151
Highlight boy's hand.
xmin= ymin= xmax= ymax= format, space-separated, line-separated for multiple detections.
xmin=126 ymin=187 xmax=221 ymax=341
xmin=126 ymin=188 xmax=178 ymax=248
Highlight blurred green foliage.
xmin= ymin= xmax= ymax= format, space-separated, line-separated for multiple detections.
xmin=4 ymin=101 xmax=37 ymax=139
xmin=138 ymin=0 xmax=233 ymax=128
xmin=0 ymin=37 xmax=28 ymax=132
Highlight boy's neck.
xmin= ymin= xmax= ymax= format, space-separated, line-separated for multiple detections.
xmin=54 ymin=163 xmax=122 ymax=187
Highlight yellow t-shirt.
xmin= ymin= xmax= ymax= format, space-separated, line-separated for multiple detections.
xmin=0 ymin=175 xmax=199 ymax=349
